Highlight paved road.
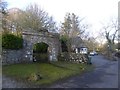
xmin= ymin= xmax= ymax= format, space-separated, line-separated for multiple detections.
xmin=2 ymin=55 xmax=119 ymax=88
xmin=49 ymin=55 xmax=118 ymax=88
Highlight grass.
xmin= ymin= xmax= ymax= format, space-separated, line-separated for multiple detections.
xmin=50 ymin=61 xmax=90 ymax=71
xmin=2 ymin=62 xmax=93 ymax=85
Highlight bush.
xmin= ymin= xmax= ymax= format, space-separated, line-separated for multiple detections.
xmin=33 ymin=53 xmax=48 ymax=62
xmin=58 ymin=52 xmax=69 ymax=61
xmin=2 ymin=33 xmax=23 ymax=50
xmin=60 ymin=37 xmax=68 ymax=52
xmin=33 ymin=43 xmax=48 ymax=53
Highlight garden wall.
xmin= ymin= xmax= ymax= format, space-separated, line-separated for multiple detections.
xmin=58 ymin=53 xmax=89 ymax=63
xmin=2 ymin=49 xmax=32 ymax=65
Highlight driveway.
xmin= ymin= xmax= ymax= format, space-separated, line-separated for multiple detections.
xmin=49 ymin=55 xmax=118 ymax=88
xmin=2 ymin=55 xmax=119 ymax=88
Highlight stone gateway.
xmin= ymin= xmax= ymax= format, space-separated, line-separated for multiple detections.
xmin=22 ymin=31 xmax=61 ymax=62
xmin=2 ymin=30 xmax=61 ymax=65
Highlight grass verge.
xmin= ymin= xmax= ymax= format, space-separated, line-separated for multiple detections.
xmin=2 ymin=62 xmax=93 ymax=86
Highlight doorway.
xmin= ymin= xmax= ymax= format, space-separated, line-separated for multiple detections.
xmin=33 ymin=42 xmax=49 ymax=62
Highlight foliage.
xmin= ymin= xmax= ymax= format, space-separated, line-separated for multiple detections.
xmin=58 ymin=52 xmax=69 ymax=61
xmin=0 ymin=1 xmax=8 ymax=31
xmin=0 ymin=1 xmax=8 ymax=15
xmin=60 ymin=13 xmax=87 ymax=38
xmin=0 ymin=34 xmax=2 ymax=54
xmin=60 ymin=13 xmax=72 ymax=37
xmin=2 ymin=33 xmax=23 ymax=49
xmin=33 ymin=43 xmax=49 ymax=63
xmin=116 ymin=42 xmax=120 ymax=50
xmin=3 ymin=62 xmax=92 ymax=85
xmin=84 ymin=37 xmax=99 ymax=51
xmin=28 ymin=72 xmax=42 ymax=81
xmin=4 ymin=7 xmax=22 ymax=33
xmin=60 ymin=13 xmax=88 ymax=53
xmin=33 ymin=53 xmax=48 ymax=62
xmin=101 ymin=18 xmax=118 ymax=52
xmin=60 ymin=36 xmax=68 ymax=52
xmin=33 ymin=42 xmax=49 ymax=53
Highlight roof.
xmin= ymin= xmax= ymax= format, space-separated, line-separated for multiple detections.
xmin=70 ymin=36 xmax=86 ymax=48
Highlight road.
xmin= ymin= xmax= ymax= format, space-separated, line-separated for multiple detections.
xmin=49 ymin=55 xmax=118 ymax=88
xmin=2 ymin=55 xmax=119 ymax=88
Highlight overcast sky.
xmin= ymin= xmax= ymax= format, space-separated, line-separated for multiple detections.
xmin=7 ymin=0 xmax=119 ymax=37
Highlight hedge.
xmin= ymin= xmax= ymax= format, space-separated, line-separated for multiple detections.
xmin=2 ymin=33 xmax=23 ymax=50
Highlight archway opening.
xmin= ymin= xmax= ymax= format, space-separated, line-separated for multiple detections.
xmin=33 ymin=42 xmax=49 ymax=62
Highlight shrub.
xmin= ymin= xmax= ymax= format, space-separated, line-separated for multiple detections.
xmin=60 ymin=37 xmax=68 ymax=52
xmin=33 ymin=53 xmax=48 ymax=62
xmin=58 ymin=52 xmax=69 ymax=61
xmin=33 ymin=42 xmax=48 ymax=53
xmin=27 ymin=73 xmax=42 ymax=81
xmin=2 ymin=33 xmax=23 ymax=50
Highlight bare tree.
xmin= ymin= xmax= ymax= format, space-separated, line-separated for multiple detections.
xmin=4 ymin=8 xmax=24 ymax=35
xmin=83 ymin=36 xmax=99 ymax=52
xmin=17 ymin=4 xmax=57 ymax=33
xmin=101 ymin=18 xmax=118 ymax=52
xmin=0 ymin=0 xmax=8 ymax=32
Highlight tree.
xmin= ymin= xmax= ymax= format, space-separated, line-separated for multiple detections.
xmin=60 ymin=36 xmax=68 ymax=52
xmin=71 ymin=13 xmax=80 ymax=37
xmin=17 ymin=4 xmax=57 ymax=33
xmin=47 ymin=16 xmax=58 ymax=33
xmin=101 ymin=18 xmax=118 ymax=52
xmin=60 ymin=13 xmax=88 ymax=53
xmin=60 ymin=13 xmax=72 ymax=37
xmin=83 ymin=36 xmax=99 ymax=52
xmin=5 ymin=8 xmax=23 ymax=35
xmin=0 ymin=0 xmax=7 ymax=15
xmin=60 ymin=13 xmax=72 ymax=53
xmin=0 ymin=0 xmax=8 ymax=32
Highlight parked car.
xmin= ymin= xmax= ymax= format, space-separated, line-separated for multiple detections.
xmin=89 ymin=52 xmax=95 ymax=56
xmin=93 ymin=51 xmax=98 ymax=55
xmin=89 ymin=51 xmax=98 ymax=56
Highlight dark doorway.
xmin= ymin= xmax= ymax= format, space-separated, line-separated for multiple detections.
xmin=33 ymin=42 xmax=49 ymax=62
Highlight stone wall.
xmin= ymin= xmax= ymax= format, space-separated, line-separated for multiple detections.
xmin=2 ymin=31 xmax=61 ymax=65
xmin=59 ymin=53 xmax=89 ymax=63
xmin=2 ymin=49 xmax=31 ymax=65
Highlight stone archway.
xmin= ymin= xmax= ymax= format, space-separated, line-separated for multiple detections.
xmin=22 ymin=30 xmax=61 ymax=62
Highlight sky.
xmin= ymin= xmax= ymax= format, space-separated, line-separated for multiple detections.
xmin=6 ymin=0 xmax=119 ymax=38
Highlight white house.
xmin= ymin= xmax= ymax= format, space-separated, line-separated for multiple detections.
xmin=75 ymin=47 xmax=88 ymax=54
